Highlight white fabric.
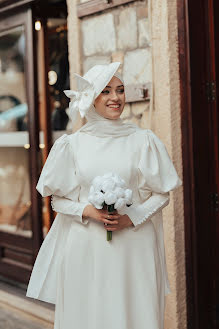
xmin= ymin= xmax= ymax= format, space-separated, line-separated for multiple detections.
xmin=113 ymin=70 xmax=124 ymax=83
xmin=64 ymin=62 xmax=121 ymax=124
xmin=63 ymin=75 xmax=96 ymax=119
xmin=83 ymin=62 xmax=120 ymax=97
xmin=26 ymin=128 xmax=182 ymax=329
xmin=79 ymin=104 xmax=139 ymax=137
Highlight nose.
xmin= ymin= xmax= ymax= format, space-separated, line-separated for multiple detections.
xmin=110 ymin=90 xmax=119 ymax=101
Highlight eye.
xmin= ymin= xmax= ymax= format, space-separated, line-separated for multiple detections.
xmin=117 ymin=89 xmax=124 ymax=93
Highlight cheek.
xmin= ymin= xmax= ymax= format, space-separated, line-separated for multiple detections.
xmin=94 ymin=96 xmax=107 ymax=109
xmin=121 ymin=93 xmax=125 ymax=102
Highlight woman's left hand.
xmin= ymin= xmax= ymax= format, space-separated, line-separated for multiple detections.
xmin=104 ymin=214 xmax=134 ymax=231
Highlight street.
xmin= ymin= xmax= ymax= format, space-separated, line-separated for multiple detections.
xmin=0 ymin=303 xmax=53 ymax=329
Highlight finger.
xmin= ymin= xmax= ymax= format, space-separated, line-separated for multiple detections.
xmin=103 ymin=214 xmax=120 ymax=220
xmin=103 ymin=219 xmax=118 ymax=225
xmin=105 ymin=226 xmax=117 ymax=231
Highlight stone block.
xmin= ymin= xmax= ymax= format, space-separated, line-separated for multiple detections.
xmin=123 ymin=116 xmax=140 ymax=127
xmin=123 ymin=49 xmax=152 ymax=84
xmin=139 ymin=105 xmax=151 ymax=129
xmin=120 ymin=103 xmax=131 ymax=119
xmin=131 ymin=101 xmax=149 ymax=116
xmin=111 ymin=51 xmax=124 ymax=65
xmin=81 ymin=14 xmax=116 ymax=56
xmin=137 ymin=5 xmax=148 ymax=18
xmin=83 ymin=56 xmax=111 ymax=74
xmin=117 ymin=7 xmax=137 ymax=50
xmin=138 ymin=18 xmax=151 ymax=47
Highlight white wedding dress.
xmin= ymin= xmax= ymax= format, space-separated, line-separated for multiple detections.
xmin=26 ymin=128 xmax=182 ymax=329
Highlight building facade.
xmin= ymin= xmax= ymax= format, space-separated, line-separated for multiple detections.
xmin=0 ymin=1 xmax=218 ymax=329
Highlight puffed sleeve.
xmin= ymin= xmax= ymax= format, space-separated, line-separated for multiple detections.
xmin=125 ymin=129 xmax=182 ymax=230
xmin=36 ymin=134 xmax=89 ymax=224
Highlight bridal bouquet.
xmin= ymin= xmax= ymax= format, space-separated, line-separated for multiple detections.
xmin=88 ymin=172 xmax=133 ymax=241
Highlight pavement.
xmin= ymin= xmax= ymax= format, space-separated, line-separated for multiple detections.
xmin=0 ymin=303 xmax=53 ymax=329
xmin=0 ymin=277 xmax=54 ymax=329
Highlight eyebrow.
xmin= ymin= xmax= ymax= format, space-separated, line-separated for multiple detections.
xmin=105 ymin=85 xmax=124 ymax=88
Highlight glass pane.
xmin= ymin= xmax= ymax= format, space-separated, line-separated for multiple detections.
xmin=0 ymin=26 xmax=32 ymax=237
xmin=0 ymin=26 xmax=27 ymax=132
xmin=47 ymin=19 xmax=71 ymax=136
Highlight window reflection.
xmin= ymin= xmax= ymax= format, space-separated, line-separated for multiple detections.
xmin=47 ymin=19 xmax=71 ymax=133
xmin=0 ymin=26 xmax=27 ymax=132
xmin=0 ymin=148 xmax=32 ymax=237
xmin=0 ymin=26 xmax=32 ymax=237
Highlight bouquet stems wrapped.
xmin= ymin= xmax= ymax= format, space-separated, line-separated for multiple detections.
xmin=105 ymin=203 xmax=115 ymax=241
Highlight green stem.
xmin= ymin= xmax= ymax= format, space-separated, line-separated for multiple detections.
xmin=106 ymin=204 xmax=115 ymax=241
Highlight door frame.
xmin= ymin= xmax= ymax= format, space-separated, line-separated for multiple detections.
xmin=177 ymin=2 xmax=199 ymax=327
xmin=177 ymin=0 xmax=218 ymax=328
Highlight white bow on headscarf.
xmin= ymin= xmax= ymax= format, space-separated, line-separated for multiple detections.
xmin=63 ymin=73 xmax=96 ymax=122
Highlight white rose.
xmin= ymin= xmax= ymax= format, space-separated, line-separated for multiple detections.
xmin=102 ymin=179 xmax=116 ymax=192
xmin=124 ymin=189 xmax=133 ymax=203
xmin=104 ymin=191 xmax=117 ymax=205
xmin=89 ymin=185 xmax=95 ymax=194
xmin=114 ymin=175 xmax=126 ymax=188
xmin=114 ymin=198 xmax=126 ymax=210
xmin=92 ymin=176 xmax=103 ymax=191
xmin=114 ymin=187 xmax=124 ymax=198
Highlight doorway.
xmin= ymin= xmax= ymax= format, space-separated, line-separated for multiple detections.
xmin=178 ymin=0 xmax=219 ymax=328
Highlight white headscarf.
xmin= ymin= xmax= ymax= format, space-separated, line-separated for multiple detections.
xmin=64 ymin=62 xmax=140 ymax=138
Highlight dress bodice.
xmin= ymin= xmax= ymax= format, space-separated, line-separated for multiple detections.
xmin=70 ymin=131 xmax=144 ymax=204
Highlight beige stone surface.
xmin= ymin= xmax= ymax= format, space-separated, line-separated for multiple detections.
xmin=138 ymin=18 xmax=150 ymax=47
xmin=120 ymin=103 xmax=131 ymax=119
xmin=66 ymin=0 xmax=82 ymax=85
xmin=111 ymin=51 xmax=124 ymax=65
xmin=131 ymin=102 xmax=150 ymax=128
xmin=150 ymin=0 xmax=186 ymax=328
xmin=131 ymin=101 xmax=148 ymax=116
xmin=123 ymin=49 xmax=152 ymax=84
xmin=136 ymin=4 xmax=148 ymax=18
xmin=81 ymin=14 xmax=116 ymax=56
xmin=83 ymin=56 xmax=111 ymax=74
xmin=140 ymin=107 xmax=151 ymax=129
xmin=66 ymin=0 xmax=85 ymax=132
xmin=117 ymin=7 xmax=137 ymax=50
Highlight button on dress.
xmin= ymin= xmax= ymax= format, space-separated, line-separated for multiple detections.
xmin=26 ymin=128 xmax=182 ymax=329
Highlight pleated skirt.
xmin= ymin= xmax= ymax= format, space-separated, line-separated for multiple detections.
xmin=54 ymin=218 xmax=165 ymax=329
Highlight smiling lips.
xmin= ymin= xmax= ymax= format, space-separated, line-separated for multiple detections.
xmin=107 ymin=104 xmax=121 ymax=110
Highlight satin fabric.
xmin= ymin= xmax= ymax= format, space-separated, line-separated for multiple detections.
xmin=26 ymin=130 xmax=182 ymax=309
xmin=78 ymin=104 xmax=140 ymax=138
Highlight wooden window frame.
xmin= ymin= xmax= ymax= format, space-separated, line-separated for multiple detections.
xmin=77 ymin=0 xmax=141 ymax=19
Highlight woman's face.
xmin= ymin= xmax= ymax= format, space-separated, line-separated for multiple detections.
xmin=94 ymin=76 xmax=125 ymax=120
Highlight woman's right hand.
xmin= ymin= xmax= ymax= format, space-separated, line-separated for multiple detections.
xmin=82 ymin=204 xmax=119 ymax=226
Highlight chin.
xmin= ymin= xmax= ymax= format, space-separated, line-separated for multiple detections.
xmin=107 ymin=113 xmax=121 ymax=120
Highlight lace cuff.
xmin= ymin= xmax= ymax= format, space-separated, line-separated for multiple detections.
xmin=125 ymin=192 xmax=170 ymax=231
xmin=51 ymin=195 xmax=89 ymax=225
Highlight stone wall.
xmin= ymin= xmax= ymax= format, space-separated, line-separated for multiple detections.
xmin=79 ymin=0 xmax=151 ymax=128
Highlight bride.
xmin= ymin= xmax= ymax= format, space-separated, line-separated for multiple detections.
xmin=26 ymin=62 xmax=182 ymax=329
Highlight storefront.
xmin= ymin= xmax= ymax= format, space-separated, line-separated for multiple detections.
xmin=0 ymin=0 xmax=70 ymax=282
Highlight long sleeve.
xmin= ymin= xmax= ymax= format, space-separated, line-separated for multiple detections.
xmin=51 ymin=195 xmax=89 ymax=224
xmin=126 ymin=129 xmax=182 ymax=231
xmin=36 ymin=134 xmax=89 ymax=225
